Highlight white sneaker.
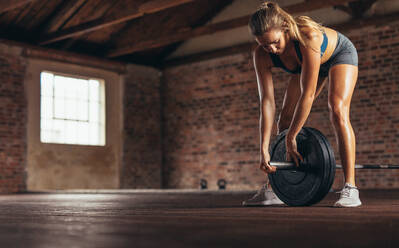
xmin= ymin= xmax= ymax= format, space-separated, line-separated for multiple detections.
xmin=334 ymin=183 xmax=362 ymax=208
xmin=242 ymin=184 xmax=284 ymax=206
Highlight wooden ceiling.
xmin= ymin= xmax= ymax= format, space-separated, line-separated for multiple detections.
xmin=0 ymin=0 xmax=234 ymax=67
xmin=0 ymin=0 xmax=395 ymax=68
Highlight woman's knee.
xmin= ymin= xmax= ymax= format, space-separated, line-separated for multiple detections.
xmin=328 ymin=101 xmax=349 ymax=126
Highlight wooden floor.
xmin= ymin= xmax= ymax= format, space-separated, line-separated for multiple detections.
xmin=0 ymin=190 xmax=398 ymax=248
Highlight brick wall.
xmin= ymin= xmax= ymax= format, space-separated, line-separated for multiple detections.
xmin=347 ymin=23 xmax=399 ymax=188
xmin=0 ymin=42 xmax=164 ymax=192
xmin=162 ymin=55 xmax=263 ymax=190
xmin=0 ymin=21 xmax=397 ymax=192
xmin=162 ymin=21 xmax=399 ymax=190
xmin=121 ymin=64 xmax=163 ymax=188
xmin=0 ymin=42 xmax=165 ymax=191
xmin=0 ymin=44 xmax=27 ymax=193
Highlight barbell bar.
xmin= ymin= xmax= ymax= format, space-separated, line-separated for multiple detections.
xmin=338 ymin=164 xmax=399 ymax=169
xmin=269 ymin=161 xmax=399 ymax=170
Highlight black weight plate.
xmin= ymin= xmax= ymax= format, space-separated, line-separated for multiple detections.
xmin=306 ymin=128 xmax=336 ymax=205
xmin=268 ymin=127 xmax=336 ymax=206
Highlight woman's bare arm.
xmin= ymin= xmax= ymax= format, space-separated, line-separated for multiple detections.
xmin=253 ymin=46 xmax=276 ymax=171
xmin=287 ymin=29 xmax=323 ymax=140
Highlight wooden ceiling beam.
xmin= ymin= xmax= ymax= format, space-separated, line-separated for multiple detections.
xmin=23 ymin=47 xmax=126 ymax=73
xmin=42 ymin=0 xmax=87 ymax=33
xmin=334 ymin=0 xmax=377 ymax=19
xmin=0 ymin=0 xmax=35 ymax=14
xmin=332 ymin=9 xmax=399 ymax=31
xmin=39 ymin=0 xmax=194 ymax=45
xmin=348 ymin=0 xmax=377 ymax=19
xmin=159 ymin=0 xmax=234 ymax=62
xmin=334 ymin=5 xmax=353 ymax=16
xmin=163 ymin=43 xmax=254 ymax=68
xmin=107 ymin=0 xmax=359 ymax=58
xmin=0 ymin=38 xmax=126 ymax=73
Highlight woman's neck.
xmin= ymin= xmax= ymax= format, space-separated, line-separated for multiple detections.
xmin=281 ymin=36 xmax=295 ymax=58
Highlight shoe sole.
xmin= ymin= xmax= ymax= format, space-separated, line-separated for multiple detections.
xmin=333 ymin=202 xmax=362 ymax=208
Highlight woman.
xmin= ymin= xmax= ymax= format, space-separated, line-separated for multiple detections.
xmin=242 ymin=2 xmax=361 ymax=207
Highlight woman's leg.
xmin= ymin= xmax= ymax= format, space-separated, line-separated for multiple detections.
xmin=328 ymin=64 xmax=358 ymax=186
xmin=277 ymin=75 xmax=301 ymax=133
xmin=278 ymin=75 xmax=327 ymax=133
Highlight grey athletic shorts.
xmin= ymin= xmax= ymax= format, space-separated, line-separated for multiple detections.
xmin=319 ymin=32 xmax=358 ymax=78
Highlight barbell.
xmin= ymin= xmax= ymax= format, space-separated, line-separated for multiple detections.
xmin=270 ymin=161 xmax=399 ymax=169
xmin=267 ymin=127 xmax=399 ymax=206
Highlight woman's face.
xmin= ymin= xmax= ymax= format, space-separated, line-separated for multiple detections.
xmin=255 ymin=28 xmax=288 ymax=55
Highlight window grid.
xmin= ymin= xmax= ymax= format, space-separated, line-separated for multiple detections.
xmin=40 ymin=71 xmax=105 ymax=146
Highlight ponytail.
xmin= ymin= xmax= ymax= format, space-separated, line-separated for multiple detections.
xmin=249 ymin=1 xmax=323 ymax=49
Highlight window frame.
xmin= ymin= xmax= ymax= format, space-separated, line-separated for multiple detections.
xmin=39 ymin=70 xmax=106 ymax=146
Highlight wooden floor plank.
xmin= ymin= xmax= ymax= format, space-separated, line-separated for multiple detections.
xmin=0 ymin=190 xmax=397 ymax=247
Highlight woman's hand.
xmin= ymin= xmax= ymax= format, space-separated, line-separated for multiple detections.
xmin=260 ymin=152 xmax=277 ymax=174
xmin=285 ymin=134 xmax=304 ymax=167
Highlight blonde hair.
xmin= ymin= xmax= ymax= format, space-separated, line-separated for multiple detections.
xmin=248 ymin=1 xmax=323 ymax=49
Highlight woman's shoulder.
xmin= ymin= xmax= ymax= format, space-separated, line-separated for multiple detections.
xmin=253 ymin=45 xmax=273 ymax=68
xmin=298 ymin=27 xmax=324 ymax=49
xmin=300 ymin=27 xmax=323 ymax=41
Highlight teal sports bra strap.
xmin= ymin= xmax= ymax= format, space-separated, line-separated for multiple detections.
xmin=320 ymin=32 xmax=328 ymax=57
xmin=294 ymin=31 xmax=328 ymax=62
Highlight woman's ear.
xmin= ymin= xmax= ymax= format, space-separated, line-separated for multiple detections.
xmin=283 ymin=29 xmax=290 ymax=40
xmin=282 ymin=21 xmax=289 ymax=29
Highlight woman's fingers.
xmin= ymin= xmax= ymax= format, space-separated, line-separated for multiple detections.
xmin=287 ymin=151 xmax=303 ymax=167
xmin=268 ymin=165 xmax=277 ymax=173
xmin=260 ymin=163 xmax=277 ymax=174
xmin=259 ymin=163 xmax=268 ymax=173
xmin=296 ymin=151 xmax=304 ymax=163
